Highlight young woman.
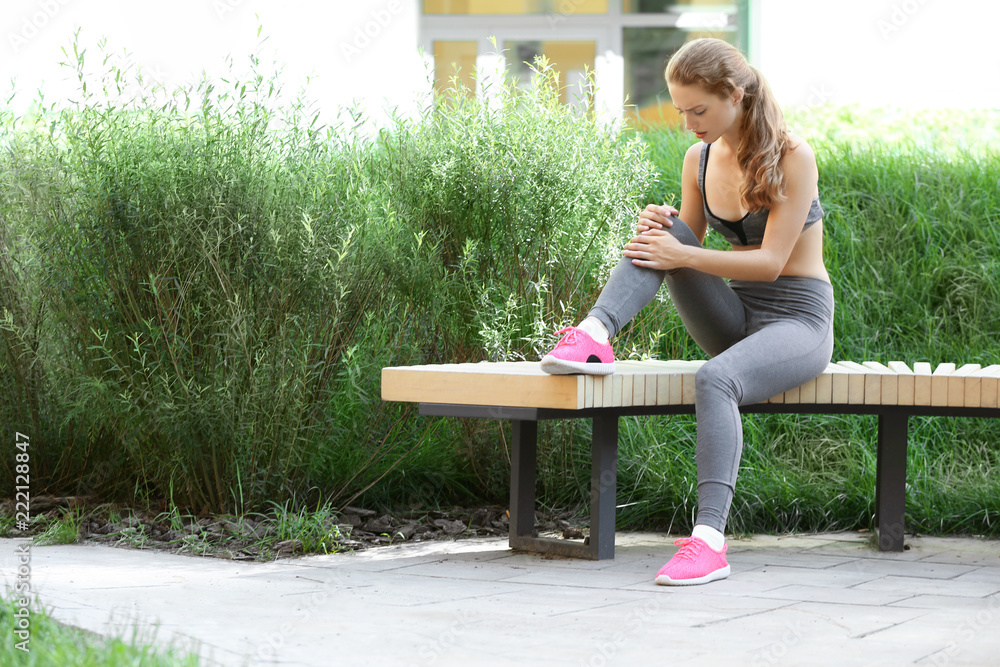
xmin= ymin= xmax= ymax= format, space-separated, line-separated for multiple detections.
xmin=540 ymin=38 xmax=834 ymax=585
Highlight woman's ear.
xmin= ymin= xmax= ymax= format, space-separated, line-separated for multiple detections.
xmin=732 ymin=87 xmax=745 ymax=107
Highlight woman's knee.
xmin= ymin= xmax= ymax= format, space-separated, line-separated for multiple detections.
xmin=661 ymin=217 xmax=703 ymax=278
xmin=695 ymin=359 xmax=742 ymax=403
xmin=666 ymin=216 xmax=702 ymax=247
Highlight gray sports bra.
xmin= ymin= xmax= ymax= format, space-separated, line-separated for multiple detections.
xmin=698 ymin=142 xmax=825 ymax=246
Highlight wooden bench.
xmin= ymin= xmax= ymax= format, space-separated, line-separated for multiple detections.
xmin=381 ymin=360 xmax=1000 ymax=559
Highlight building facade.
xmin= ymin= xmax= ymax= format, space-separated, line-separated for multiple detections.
xmin=419 ymin=0 xmax=747 ymax=127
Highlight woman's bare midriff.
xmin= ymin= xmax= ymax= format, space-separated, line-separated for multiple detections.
xmin=730 ymin=220 xmax=831 ymax=282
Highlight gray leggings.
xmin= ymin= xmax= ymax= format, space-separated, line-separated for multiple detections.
xmin=589 ymin=219 xmax=835 ymax=533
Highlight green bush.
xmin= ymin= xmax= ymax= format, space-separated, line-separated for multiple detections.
xmin=0 ymin=42 xmax=652 ymax=513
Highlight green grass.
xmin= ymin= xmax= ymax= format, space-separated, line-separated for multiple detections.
xmin=31 ymin=510 xmax=83 ymax=546
xmin=0 ymin=597 xmax=200 ymax=666
xmin=269 ymin=499 xmax=346 ymax=554
xmin=1 ymin=31 xmax=999 ymax=538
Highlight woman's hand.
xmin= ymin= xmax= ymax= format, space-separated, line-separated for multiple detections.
xmin=635 ymin=203 xmax=679 ymax=234
xmin=625 ymin=204 xmax=687 ymax=270
xmin=624 ymin=228 xmax=688 ymax=271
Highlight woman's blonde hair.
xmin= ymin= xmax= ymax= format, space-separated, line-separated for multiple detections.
xmin=666 ymin=38 xmax=789 ymax=211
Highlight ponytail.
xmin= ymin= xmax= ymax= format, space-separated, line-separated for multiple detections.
xmin=737 ymin=66 xmax=789 ymax=211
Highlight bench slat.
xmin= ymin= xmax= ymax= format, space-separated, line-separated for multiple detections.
xmin=612 ymin=374 xmax=625 ymax=408
xmin=654 ymin=372 xmax=669 ymax=406
xmin=629 ymin=373 xmax=642 ymax=407
xmin=888 ymin=361 xmax=915 ymax=406
xmin=797 ymin=376 xmax=817 ymax=403
xmin=913 ymin=362 xmax=933 ymax=406
xmin=953 ymin=364 xmax=982 ymax=408
xmin=815 ymin=370 xmax=833 ymax=404
xmin=972 ymin=365 xmax=1000 ymax=408
xmin=644 ymin=373 xmax=657 ymax=406
xmin=678 ymin=369 xmax=694 ymax=404
xmin=932 ymin=363 xmax=957 ymax=407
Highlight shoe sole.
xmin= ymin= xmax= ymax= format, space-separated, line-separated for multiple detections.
xmin=654 ymin=565 xmax=730 ymax=586
xmin=540 ymin=355 xmax=615 ymax=376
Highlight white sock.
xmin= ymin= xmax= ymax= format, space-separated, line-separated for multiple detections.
xmin=692 ymin=524 xmax=726 ymax=552
xmin=577 ymin=317 xmax=610 ymax=344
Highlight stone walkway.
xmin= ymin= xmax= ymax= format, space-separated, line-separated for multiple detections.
xmin=3 ymin=531 xmax=999 ymax=666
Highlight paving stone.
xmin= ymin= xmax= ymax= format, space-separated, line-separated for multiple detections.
xmin=888 ymin=593 xmax=1000 ymax=610
xmin=952 ymin=568 xmax=1000 ymax=585
xmin=853 ymin=574 xmax=1000 ymax=599
xmin=698 ymin=563 xmax=882 ymax=596
xmin=754 ymin=583 xmax=915 ymax=607
xmin=826 ymin=558 xmax=982 ymax=580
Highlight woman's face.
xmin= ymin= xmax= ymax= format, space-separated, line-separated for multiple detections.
xmin=667 ymin=82 xmax=742 ymax=144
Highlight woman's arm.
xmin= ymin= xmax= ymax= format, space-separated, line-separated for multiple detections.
xmin=636 ymin=143 xmax=708 ymax=241
xmin=625 ymin=141 xmax=819 ymax=282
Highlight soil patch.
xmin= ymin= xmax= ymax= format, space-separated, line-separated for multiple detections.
xmin=2 ymin=496 xmax=590 ymax=561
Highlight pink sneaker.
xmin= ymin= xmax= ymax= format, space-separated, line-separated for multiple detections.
xmin=655 ymin=537 xmax=730 ymax=586
xmin=540 ymin=327 xmax=615 ymax=375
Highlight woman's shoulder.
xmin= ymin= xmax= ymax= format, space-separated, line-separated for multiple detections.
xmin=781 ymin=133 xmax=818 ymax=174
xmin=683 ymin=141 xmax=707 ymax=159
xmin=783 ymin=133 xmax=817 ymax=163
xmin=779 ymin=133 xmax=819 ymax=195
xmin=680 ymin=141 xmax=706 ymax=175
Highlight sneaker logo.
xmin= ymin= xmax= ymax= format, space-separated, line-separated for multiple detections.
xmin=587 ymin=355 xmax=601 ymax=363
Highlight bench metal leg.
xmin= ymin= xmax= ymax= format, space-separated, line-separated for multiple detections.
xmin=508 ymin=416 xmax=619 ymax=560
xmin=589 ymin=414 xmax=618 ymax=559
xmin=875 ymin=413 xmax=908 ymax=552
xmin=509 ymin=420 xmax=538 ymax=543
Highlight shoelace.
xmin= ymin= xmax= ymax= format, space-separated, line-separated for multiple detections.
xmin=552 ymin=327 xmax=580 ymax=348
xmin=671 ymin=537 xmax=705 ymax=561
